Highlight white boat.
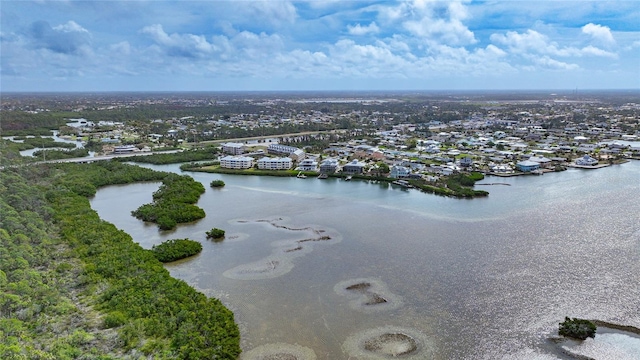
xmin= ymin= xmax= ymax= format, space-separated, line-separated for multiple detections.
xmin=317 ymin=173 xmax=328 ymax=179
xmin=296 ymin=172 xmax=307 ymax=179
xmin=392 ymin=179 xmax=412 ymax=188
xmin=345 ymin=175 xmax=352 ymax=181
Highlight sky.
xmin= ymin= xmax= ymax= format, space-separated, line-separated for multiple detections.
xmin=1 ymin=0 xmax=639 ymax=92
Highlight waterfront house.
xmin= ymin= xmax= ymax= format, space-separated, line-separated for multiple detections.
xmin=515 ymin=160 xmax=540 ymax=172
xmin=528 ymin=155 xmax=552 ymax=168
xmin=319 ymin=158 xmax=339 ymax=174
xmin=390 ymin=165 xmax=410 ymax=179
xmin=342 ymin=160 xmax=366 ymax=174
xmin=575 ymin=155 xmax=598 ymax=166
xmin=297 ymin=158 xmax=318 ymax=172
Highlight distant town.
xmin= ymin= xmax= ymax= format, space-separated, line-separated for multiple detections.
xmin=2 ymin=91 xmax=639 ymax=181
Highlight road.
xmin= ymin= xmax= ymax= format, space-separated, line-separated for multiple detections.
xmin=186 ymin=130 xmax=344 ymax=146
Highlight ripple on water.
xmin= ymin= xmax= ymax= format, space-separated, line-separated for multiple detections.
xmin=241 ymin=343 xmax=316 ymax=360
xmin=221 ymin=232 xmax=250 ymax=242
xmin=343 ymin=326 xmax=433 ymax=359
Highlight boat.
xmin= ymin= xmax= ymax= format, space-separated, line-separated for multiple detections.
xmin=296 ymin=172 xmax=307 ymax=179
xmin=317 ymin=173 xmax=328 ymax=179
xmin=345 ymin=175 xmax=352 ymax=181
xmin=391 ymin=179 xmax=412 ymax=188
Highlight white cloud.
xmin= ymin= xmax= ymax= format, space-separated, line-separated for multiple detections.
xmin=348 ymin=22 xmax=380 ymax=36
xmin=52 ymin=20 xmax=89 ymax=34
xmin=582 ymin=23 xmax=616 ymax=47
xmin=247 ymin=1 xmax=297 ymax=26
xmin=109 ymin=41 xmax=131 ymax=56
xmin=141 ymin=24 xmax=215 ymax=58
xmin=379 ymin=0 xmax=476 ymax=46
xmin=531 ymin=56 xmax=579 ymax=70
xmin=491 ymin=29 xmax=617 ymax=58
xmin=580 ymin=45 xmax=617 ymax=58
xmin=231 ymin=31 xmax=285 ymax=59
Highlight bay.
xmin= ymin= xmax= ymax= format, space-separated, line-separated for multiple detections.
xmin=90 ymin=161 xmax=640 ymax=359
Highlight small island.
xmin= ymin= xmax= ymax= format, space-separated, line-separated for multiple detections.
xmin=210 ymin=179 xmax=225 ymax=188
xmin=131 ymin=173 xmax=206 ymax=230
xmin=558 ymin=317 xmax=597 ymax=340
xmin=151 ymin=238 xmax=203 ymax=262
xmin=206 ymin=227 xmax=226 ymax=240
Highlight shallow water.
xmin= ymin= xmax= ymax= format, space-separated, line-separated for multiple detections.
xmin=90 ymin=161 xmax=640 ymax=359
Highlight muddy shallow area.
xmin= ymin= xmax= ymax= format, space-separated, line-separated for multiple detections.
xmin=241 ymin=343 xmax=316 ymax=360
xmin=343 ymin=326 xmax=433 ymax=359
xmin=334 ymin=278 xmax=403 ymax=312
xmin=223 ymin=217 xmax=342 ymax=280
xmin=364 ymin=332 xmax=418 ymax=356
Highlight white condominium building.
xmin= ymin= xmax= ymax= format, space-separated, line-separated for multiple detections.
xmin=220 ymin=155 xmax=254 ymax=169
xmin=222 ymin=142 xmax=246 ymax=155
xmin=267 ymin=143 xmax=306 ymax=161
xmin=257 ymin=157 xmax=293 ymax=170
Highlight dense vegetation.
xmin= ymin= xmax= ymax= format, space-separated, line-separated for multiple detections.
xmin=152 ymin=239 xmax=203 ymax=263
xmin=443 ymin=172 xmax=489 ymax=198
xmin=559 ymin=317 xmax=597 ymax=340
xmin=206 ymin=228 xmax=225 ymax=239
xmin=0 ymin=111 xmax=71 ymax=136
xmin=0 ymin=161 xmax=241 ymax=359
xmin=117 ymin=147 xmax=220 ymax=164
xmin=131 ymin=174 xmax=206 ymax=230
xmin=22 ymin=137 xmax=77 ymax=149
xmin=33 ymin=148 xmax=90 ymax=160
xmin=210 ymin=180 xmax=225 ymax=188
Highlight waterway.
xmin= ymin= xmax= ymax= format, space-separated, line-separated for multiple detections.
xmin=90 ymin=161 xmax=640 ymax=359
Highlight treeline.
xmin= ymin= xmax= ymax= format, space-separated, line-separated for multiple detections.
xmin=23 ymin=137 xmax=77 ymax=149
xmin=131 ymin=173 xmax=206 ymax=230
xmin=2 ymin=137 xmax=76 ymax=151
xmin=0 ymin=162 xmax=241 ymax=358
xmin=33 ymin=148 xmax=89 ymax=160
xmin=55 ymin=161 xmax=168 ymax=198
xmin=1 ymin=111 xmax=72 ymax=136
xmin=0 ymin=140 xmax=33 ymax=166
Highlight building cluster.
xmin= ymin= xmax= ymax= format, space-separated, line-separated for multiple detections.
xmin=212 ymin=97 xmax=639 ymax=179
xmin=15 ymin=93 xmax=637 ymax=178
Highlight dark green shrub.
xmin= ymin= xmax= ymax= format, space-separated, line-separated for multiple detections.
xmin=103 ymin=311 xmax=127 ymax=328
xmin=151 ymin=239 xmax=203 ymax=263
xmin=206 ymin=228 xmax=225 ymax=239
xmin=559 ymin=317 xmax=597 ymax=340
xmin=210 ymin=180 xmax=225 ymax=188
